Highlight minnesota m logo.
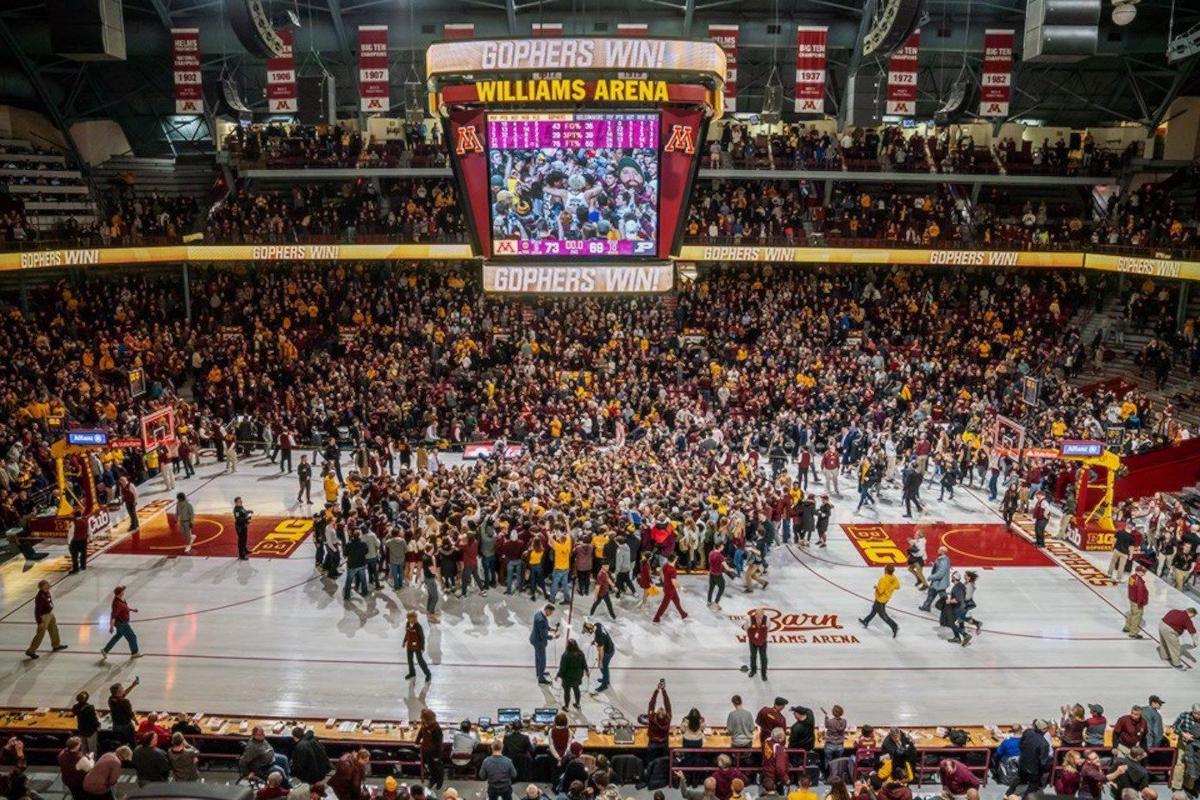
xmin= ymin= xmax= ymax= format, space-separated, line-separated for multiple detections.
xmin=664 ymin=124 xmax=695 ymax=154
xmin=455 ymin=125 xmax=484 ymax=155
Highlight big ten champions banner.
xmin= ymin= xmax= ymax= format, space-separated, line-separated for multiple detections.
xmin=794 ymin=26 xmax=827 ymax=114
xmin=172 ymin=28 xmax=202 ymax=114
xmin=978 ymin=29 xmax=1014 ymax=117
xmin=266 ymin=28 xmax=297 ymax=114
xmin=359 ymin=26 xmax=390 ymax=113
xmin=885 ymin=30 xmax=920 ymax=116
xmin=708 ymin=25 xmax=738 ymax=112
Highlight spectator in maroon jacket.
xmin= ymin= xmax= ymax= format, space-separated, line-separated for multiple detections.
xmin=1113 ymin=707 xmax=1150 ymax=757
xmin=646 ymin=683 xmax=672 ymax=762
xmin=938 ymin=758 xmax=981 ymax=800
xmin=711 ymin=754 xmax=748 ymax=800
xmin=57 ymin=737 xmax=87 ymax=800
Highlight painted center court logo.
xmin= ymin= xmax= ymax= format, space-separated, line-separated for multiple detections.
xmin=107 ymin=514 xmax=313 ymax=559
xmin=842 ymin=523 xmax=1055 ymax=568
xmin=728 ymin=608 xmax=859 ymax=645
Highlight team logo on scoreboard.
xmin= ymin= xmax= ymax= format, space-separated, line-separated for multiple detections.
xmin=663 ymin=123 xmax=696 ymax=154
xmin=455 ymin=124 xmax=485 ymax=155
xmin=634 ymin=241 xmax=654 ymax=254
xmin=494 ymin=240 xmax=518 ymax=255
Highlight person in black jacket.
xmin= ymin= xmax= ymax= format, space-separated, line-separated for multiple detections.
xmin=788 ymin=705 xmax=816 ymax=752
xmin=881 ymin=727 xmax=918 ymax=781
xmin=901 ymin=462 xmax=924 ymax=518
xmin=501 ymin=722 xmax=533 ymax=762
xmin=72 ymin=691 xmax=101 ymax=755
xmin=342 ymin=530 xmax=369 ymax=600
xmin=290 ymin=728 xmax=331 ymax=786
xmin=132 ymin=732 xmax=171 ymax=786
xmin=233 ymin=497 xmax=253 ymax=560
xmin=1007 ymin=720 xmax=1052 ymax=798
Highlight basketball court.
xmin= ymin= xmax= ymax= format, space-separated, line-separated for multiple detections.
xmin=1 ymin=450 xmax=1193 ymax=729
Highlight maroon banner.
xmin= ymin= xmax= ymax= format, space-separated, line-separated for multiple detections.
xmin=172 ymin=28 xmax=202 ymax=115
xmin=979 ymin=29 xmax=1014 ymax=117
xmin=617 ymin=23 xmax=648 ymax=37
xmin=658 ymin=107 xmax=705 ymax=258
xmin=531 ymin=23 xmax=562 ymax=37
xmin=443 ymin=23 xmax=474 ymax=40
xmin=708 ymin=25 xmax=737 ymax=112
xmin=886 ymin=30 xmax=920 ymax=116
xmin=794 ymin=26 xmax=827 ymax=114
xmin=266 ymin=28 xmax=297 ymax=114
xmin=448 ymin=108 xmax=490 ymax=257
xmin=358 ymin=25 xmax=390 ymax=113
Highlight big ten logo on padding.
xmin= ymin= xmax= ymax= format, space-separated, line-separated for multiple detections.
xmin=728 ymin=608 xmax=859 ymax=645
xmin=252 ymin=517 xmax=314 ymax=558
xmin=843 ymin=525 xmax=908 ymax=565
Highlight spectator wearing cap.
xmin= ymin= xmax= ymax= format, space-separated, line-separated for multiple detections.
xmin=756 ymin=697 xmax=789 ymax=745
xmin=1157 ymin=607 xmax=1198 ymax=670
xmin=1085 ymin=705 xmax=1108 ymax=747
xmin=1125 ymin=566 xmax=1149 ymax=638
xmin=1141 ymin=696 xmax=1166 ymax=749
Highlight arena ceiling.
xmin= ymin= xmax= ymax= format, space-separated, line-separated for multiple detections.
xmin=0 ymin=0 xmax=1197 ymax=158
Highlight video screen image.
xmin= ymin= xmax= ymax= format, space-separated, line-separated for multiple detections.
xmin=487 ymin=112 xmax=659 ymax=257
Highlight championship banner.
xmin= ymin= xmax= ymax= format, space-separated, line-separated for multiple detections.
xmin=483 ymin=264 xmax=674 ymax=294
xmin=531 ymin=22 xmax=562 ymax=36
xmin=617 ymin=23 xmax=648 ymax=36
xmin=978 ymin=29 xmax=1014 ymax=117
xmin=885 ymin=30 xmax=920 ymax=116
xmin=171 ymin=28 xmax=202 ymax=115
xmin=443 ymin=23 xmax=474 ymax=40
xmin=358 ymin=25 xmax=390 ymax=113
xmin=266 ymin=28 xmax=297 ymax=114
xmin=794 ymin=25 xmax=827 ymax=114
xmin=708 ymin=25 xmax=738 ymax=112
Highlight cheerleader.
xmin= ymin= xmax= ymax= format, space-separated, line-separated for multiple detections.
xmin=637 ymin=550 xmax=655 ymax=609
xmin=906 ymin=531 xmax=929 ymax=589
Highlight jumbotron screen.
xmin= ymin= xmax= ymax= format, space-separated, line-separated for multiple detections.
xmin=487 ymin=112 xmax=659 ymax=258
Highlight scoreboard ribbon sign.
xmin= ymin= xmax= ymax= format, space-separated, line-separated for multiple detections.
xmin=171 ymin=28 xmax=202 ymax=115
xmin=979 ymin=29 xmax=1014 ymax=117
xmin=794 ymin=26 xmax=827 ymax=114
xmin=359 ymin=25 xmax=390 ymax=113
xmin=483 ymin=264 xmax=673 ymax=294
xmin=266 ymin=28 xmax=297 ymax=114
xmin=886 ymin=30 xmax=920 ymax=116
xmin=708 ymin=25 xmax=738 ymax=112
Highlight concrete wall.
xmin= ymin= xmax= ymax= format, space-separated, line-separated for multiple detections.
xmin=1161 ymin=96 xmax=1200 ymax=162
xmin=69 ymin=120 xmax=131 ymax=165
xmin=0 ymin=105 xmax=68 ymax=151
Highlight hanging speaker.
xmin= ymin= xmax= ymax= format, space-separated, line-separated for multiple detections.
xmin=761 ymin=67 xmax=783 ymax=125
xmin=214 ymin=79 xmax=252 ymax=121
xmin=224 ymin=0 xmax=285 ymax=58
xmin=934 ymin=79 xmax=973 ymax=125
xmin=862 ymin=0 xmax=926 ymax=58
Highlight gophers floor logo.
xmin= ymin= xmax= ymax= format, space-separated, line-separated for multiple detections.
xmin=728 ymin=608 xmax=860 ymax=645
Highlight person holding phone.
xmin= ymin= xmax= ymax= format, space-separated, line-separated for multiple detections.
xmin=234 ymin=497 xmax=253 ymax=560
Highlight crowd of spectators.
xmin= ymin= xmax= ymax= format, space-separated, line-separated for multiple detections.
xmin=709 ymin=122 xmax=843 ymax=171
xmin=225 ymin=122 xmax=449 ymax=169
xmin=203 ymin=180 xmax=464 ymax=243
xmin=1 ymin=261 xmax=1196 ymax=546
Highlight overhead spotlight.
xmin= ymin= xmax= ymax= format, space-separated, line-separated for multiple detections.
xmin=1111 ymin=0 xmax=1138 ymax=26
xmin=276 ymin=9 xmax=301 ymax=29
